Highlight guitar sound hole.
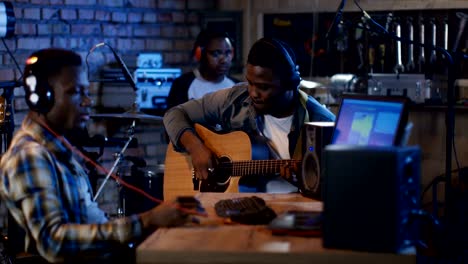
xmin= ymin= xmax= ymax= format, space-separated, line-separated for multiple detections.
xmin=215 ymin=156 xmax=232 ymax=184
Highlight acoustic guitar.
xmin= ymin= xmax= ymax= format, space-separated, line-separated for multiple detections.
xmin=163 ymin=124 xmax=302 ymax=202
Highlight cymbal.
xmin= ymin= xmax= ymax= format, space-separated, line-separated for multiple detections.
xmin=90 ymin=112 xmax=163 ymax=122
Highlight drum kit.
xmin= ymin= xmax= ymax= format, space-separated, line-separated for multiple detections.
xmin=86 ymin=110 xmax=164 ymax=218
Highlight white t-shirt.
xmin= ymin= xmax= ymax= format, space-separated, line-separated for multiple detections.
xmin=262 ymin=114 xmax=294 ymax=159
xmin=262 ymin=114 xmax=298 ymax=193
xmin=187 ymin=69 xmax=235 ymax=99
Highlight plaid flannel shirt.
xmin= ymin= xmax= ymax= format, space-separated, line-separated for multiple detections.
xmin=0 ymin=114 xmax=143 ymax=263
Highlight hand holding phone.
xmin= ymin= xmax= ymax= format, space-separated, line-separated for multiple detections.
xmin=176 ymin=196 xmax=206 ymax=215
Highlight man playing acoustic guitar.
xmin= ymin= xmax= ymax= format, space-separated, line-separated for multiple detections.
xmin=163 ymin=37 xmax=335 ymax=195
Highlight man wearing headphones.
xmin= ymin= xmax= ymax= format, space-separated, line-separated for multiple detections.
xmin=164 ymin=37 xmax=335 ymax=193
xmin=0 ymin=48 xmax=196 ymax=263
xmin=166 ymin=28 xmax=238 ymax=109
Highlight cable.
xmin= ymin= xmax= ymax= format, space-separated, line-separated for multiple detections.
xmin=1 ymin=38 xmax=23 ymax=80
xmin=34 ymin=117 xmax=208 ymax=218
xmin=85 ymin=43 xmax=106 ymax=83
xmin=86 ymin=42 xmax=137 ymax=91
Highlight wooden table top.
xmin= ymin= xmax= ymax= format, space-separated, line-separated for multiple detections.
xmin=136 ymin=192 xmax=416 ymax=264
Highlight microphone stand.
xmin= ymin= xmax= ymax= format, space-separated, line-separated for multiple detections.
xmin=352 ymin=1 xmax=468 ymax=256
xmin=93 ymin=120 xmax=136 ymax=202
xmin=87 ymin=43 xmax=141 ymax=115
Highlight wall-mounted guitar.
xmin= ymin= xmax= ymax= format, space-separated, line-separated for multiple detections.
xmin=0 ymin=81 xmax=22 ymax=153
xmin=164 ymin=124 xmax=302 ymax=202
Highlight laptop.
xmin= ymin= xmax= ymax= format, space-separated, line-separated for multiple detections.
xmin=331 ymin=95 xmax=409 ymax=146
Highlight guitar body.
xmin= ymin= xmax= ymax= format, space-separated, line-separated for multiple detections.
xmin=164 ymin=124 xmax=260 ymax=202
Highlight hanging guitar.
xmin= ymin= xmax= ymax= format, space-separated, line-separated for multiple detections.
xmin=0 ymin=95 xmax=5 ymax=123
xmin=163 ymin=124 xmax=302 ymax=202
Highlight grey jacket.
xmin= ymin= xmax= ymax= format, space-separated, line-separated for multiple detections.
xmin=163 ymin=82 xmax=335 ymax=159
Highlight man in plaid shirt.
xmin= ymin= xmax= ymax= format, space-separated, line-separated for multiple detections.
xmin=0 ymin=48 xmax=194 ymax=263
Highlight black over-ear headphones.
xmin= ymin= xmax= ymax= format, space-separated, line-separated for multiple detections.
xmin=23 ymin=55 xmax=54 ymax=114
xmin=262 ymin=38 xmax=301 ymax=90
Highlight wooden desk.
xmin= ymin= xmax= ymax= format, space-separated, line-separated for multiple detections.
xmin=136 ymin=193 xmax=416 ymax=264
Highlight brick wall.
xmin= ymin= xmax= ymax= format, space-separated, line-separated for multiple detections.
xmin=0 ymin=0 xmax=217 ymax=230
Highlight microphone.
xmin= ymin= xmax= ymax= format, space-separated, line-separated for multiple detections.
xmin=452 ymin=12 xmax=468 ymax=53
xmin=326 ymin=0 xmax=346 ymax=40
xmin=89 ymin=43 xmax=138 ymax=92
xmin=109 ymin=46 xmax=138 ymax=92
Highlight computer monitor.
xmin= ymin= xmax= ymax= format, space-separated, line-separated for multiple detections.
xmin=331 ymin=95 xmax=409 ymax=146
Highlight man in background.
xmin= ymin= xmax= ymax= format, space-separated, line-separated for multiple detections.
xmin=167 ymin=28 xmax=238 ymax=109
xmin=164 ymin=37 xmax=335 ymax=193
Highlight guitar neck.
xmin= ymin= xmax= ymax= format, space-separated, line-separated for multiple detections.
xmin=218 ymin=160 xmax=301 ymax=176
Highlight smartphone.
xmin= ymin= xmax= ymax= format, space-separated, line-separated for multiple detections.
xmin=268 ymin=210 xmax=322 ymax=237
xmin=176 ymin=196 xmax=205 ymax=213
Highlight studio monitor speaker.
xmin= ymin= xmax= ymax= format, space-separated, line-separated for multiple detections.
xmin=299 ymin=122 xmax=334 ymax=199
xmin=322 ymin=145 xmax=421 ymax=253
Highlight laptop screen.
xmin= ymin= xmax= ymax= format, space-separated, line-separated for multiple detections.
xmin=331 ymin=95 xmax=409 ymax=146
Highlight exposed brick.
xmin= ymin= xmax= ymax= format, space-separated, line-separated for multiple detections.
xmin=134 ymin=25 xmax=160 ymax=37
xmin=188 ymin=25 xmax=201 ymax=38
xmin=128 ymin=12 xmax=143 ymax=23
xmin=111 ymin=12 xmax=127 ymax=23
xmin=157 ymin=13 xmax=172 ymax=23
xmin=158 ymin=0 xmax=185 ymax=10
xmin=97 ymin=0 xmax=124 ymax=7
xmin=15 ymin=54 xmax=30 ymax=67
xmin=101 ymin=39 xmax=117 ymax=50
xmin=31 ymin=0 xmax=49 ymax=4
xmin=15 ymin=23 xmax=37 ymax=35
xmin=1 ymin=39 xmax=16 ymax=50
xmin=161 ymin=25 xmax=188 ymax=38
xmin=65 ymin=0 xmax=97 ymax=5
xmin=42 ymin=8 xmax=59 ymax=20
xmin=60 ymin=9 xmax=77 ymax=20
xmin=23 ymin=8 xmax=41 ymax=20
xmin=52 ymin=37 xmax=85 ymax=49
xmin=138 ymin=130 xmax=164 ymax=144
xmin=95 ymin=10 xmax=111 ymax=21
xmin=172 ymin=12 xmax=185 ymax=23
xmin=13 ymin=103 xmax=29 ymax=117
xmin=102 ymin=24 xmax=131 ymax=37
xmin=143 ymin=12 xmax=157 ymax=23
xmin=0 ymin=69 xmax=16 ymax=81
xmin=71 ymin=24 xmax=101 ymax=35
xmin=186 ymin=12 xmax=200 ymax=24
xmin=128 ymin=0 xmax=157 ymax=8
xmin=18 ymin=37 xmax=51 ymax=50
xmin=173 ymin=39 xmax=192 ymax=50
xmin=117 ymin=38 xmax=145 ymax=51
xmin=13 ymin=6 xmax=22 ymax=19
xmin=78 ymin=9 xmax=95 ymax=20
xmin=189 ymin=0 xmax=215 ymax=9
xmin=162 ymin=52 xmax=189 ymax=64
xmin=38 ymin=23 xmax=71 ymax=35
xmin=145 ymin=39 xmax=172 ymax=51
